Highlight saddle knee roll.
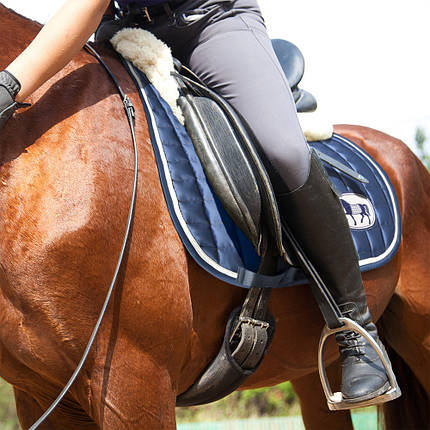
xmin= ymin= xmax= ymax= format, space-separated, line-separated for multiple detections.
xmin=179 ymin=94 xmax=263 ymax=251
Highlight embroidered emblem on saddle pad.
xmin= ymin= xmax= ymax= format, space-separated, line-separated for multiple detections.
xmin=124 ymin=61 xmax=401 ymax=288
xmin=340 ymin=193 xmax=376 ymax=230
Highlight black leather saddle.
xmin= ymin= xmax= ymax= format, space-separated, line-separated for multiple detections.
xmin=271 ymin=39 xmax=317 ymax=113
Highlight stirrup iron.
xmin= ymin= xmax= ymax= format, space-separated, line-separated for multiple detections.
xmin=318 ymin=317 xmax=401 ymax=410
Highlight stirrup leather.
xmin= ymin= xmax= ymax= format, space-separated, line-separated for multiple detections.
xmin=318 ymin=317 xmax=401 ymax=410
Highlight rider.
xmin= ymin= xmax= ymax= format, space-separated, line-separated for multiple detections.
xmin=0 ymin=0 xmax=397 ymax=406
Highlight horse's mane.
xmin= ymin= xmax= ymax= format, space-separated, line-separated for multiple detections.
xmin=0 ymin=2 xmax=42 ymax=25
xmin=0 ymin=4 xmax=42 ymax=68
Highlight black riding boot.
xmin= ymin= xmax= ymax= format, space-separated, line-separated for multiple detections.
xmin=0 ymin=70 xmax=27 ymax=130
xmin=277 ymin=150 xmax=394 ymax=403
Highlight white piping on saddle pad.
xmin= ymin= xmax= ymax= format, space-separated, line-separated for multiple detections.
xmin=111 ymin=28 xmax=184 ymax=123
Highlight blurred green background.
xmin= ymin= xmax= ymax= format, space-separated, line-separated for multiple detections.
xmin=0 ymin=380 xmax=19 ymax=430
xmin=0 ymin=378 xmax=299 ymax=429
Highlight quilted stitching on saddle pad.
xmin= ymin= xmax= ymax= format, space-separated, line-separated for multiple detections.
xmin=124 ymin=61 xmax=401 ymax=289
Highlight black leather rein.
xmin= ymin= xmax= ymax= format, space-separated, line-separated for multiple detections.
xmin=29 ymin=43 xmax=138 ymax=429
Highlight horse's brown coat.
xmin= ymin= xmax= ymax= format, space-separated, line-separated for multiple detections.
xmin=1 ymin=5 xmax=429 ymax=429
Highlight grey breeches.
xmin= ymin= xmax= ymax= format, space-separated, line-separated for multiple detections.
xmin=149 ymin=0 xmax=311 ymax=191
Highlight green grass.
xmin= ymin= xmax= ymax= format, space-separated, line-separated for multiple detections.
xmin=0 ymin=378 xmax=377 ymax=430
xmin=0 ymin=379 xmax=299 ymax=428
xmin=0 ymin=380 xmax=19 ymax=430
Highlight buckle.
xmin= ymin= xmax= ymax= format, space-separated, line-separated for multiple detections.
xmin=318 ymin=317 xmax=401 ymax=410
xmin=229 ymin=316 xmax=269 ymax=343
xmin=239 ymin=316 xmax=270 ymax=329
xmin=141 ymin=7 xmax=152 ymax=23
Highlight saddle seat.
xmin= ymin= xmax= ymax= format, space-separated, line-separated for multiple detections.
xmin=271 ymin=39 xmax=317 ymax=113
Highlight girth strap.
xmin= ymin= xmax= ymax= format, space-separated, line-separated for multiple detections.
xmin=230 ymin=286 xmax=272 ymax=369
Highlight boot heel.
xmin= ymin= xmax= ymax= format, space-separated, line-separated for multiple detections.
xmin=318 ymin=317 xmax=401 ymax=410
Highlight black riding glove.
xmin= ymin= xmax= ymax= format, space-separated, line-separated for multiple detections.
xmin=0 ymin=70 xmax=29 ymax=130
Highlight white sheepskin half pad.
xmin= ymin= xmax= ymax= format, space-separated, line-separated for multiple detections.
xmin=111 ymin=28 xmax=184 ymax=123
xmin=298 ymin=112 xmax=333 ymax=142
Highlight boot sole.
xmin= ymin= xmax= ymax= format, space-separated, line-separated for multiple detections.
xmin=342 ymin=380 xmax=391 ymax=403
xmin=327 ymin=381 xmax=401 ymax=410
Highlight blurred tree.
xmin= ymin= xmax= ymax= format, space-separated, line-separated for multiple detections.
xmin=176 ymin=381 xmax=300 ymax=422
xmin=415 ymin=127 xmax=429 ymax=171
xmin=0 ymin=379 xmax=19 ymax=429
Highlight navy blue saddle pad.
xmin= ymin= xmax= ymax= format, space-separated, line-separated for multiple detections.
xmin=124 ymin=61 xmax=401 ymax=288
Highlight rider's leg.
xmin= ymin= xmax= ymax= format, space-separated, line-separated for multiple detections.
xmin=277 ymin=152 xmax=391 ymax=401
xmin=175 ymin=0 xmax=394 ymax=403
xmin=0 ymin=0 xmax=110 ymax=129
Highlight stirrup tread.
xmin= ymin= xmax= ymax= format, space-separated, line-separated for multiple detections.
xmin=318 ymin=317 xmax=401 ymax=411
xmin=327 ymin=385 xmax=401 ymax=410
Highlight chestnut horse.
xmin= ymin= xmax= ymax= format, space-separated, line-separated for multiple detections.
xmin=0 ymin=5 xmax=429 ymax=430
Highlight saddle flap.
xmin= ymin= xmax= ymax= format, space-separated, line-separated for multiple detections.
xmin=179 ymin=94 xmax=262 ymax=250
xmin=175 ymin=71 xmax=291 ymax=263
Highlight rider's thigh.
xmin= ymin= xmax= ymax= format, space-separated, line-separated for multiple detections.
xmin=185 ymin=1 xmax=311 ymax=191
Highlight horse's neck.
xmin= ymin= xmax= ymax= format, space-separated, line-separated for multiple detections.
xmin=0 ymin=5 xmax=41 ymax=67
